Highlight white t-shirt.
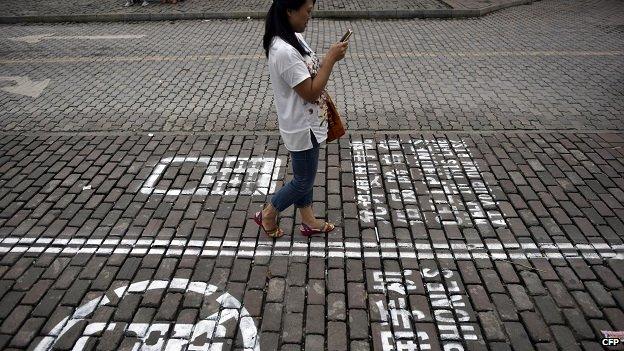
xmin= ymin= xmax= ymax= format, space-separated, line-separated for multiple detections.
xmin=268 ymin=33 xmax=328 ymax=152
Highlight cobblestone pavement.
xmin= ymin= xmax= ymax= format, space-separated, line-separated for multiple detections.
xmin=1 ymin=1 xmax=624 ymax=351
xmin=0 ymin=131 xmax=623 ymax=350
xmin=0 ymin=0 xmax=448 ymax=18
xmin=0 ymin=0 xmax=623 ymax=133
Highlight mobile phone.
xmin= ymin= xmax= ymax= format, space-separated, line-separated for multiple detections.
xmin=340 ymin=29 xmax=353 ymax=42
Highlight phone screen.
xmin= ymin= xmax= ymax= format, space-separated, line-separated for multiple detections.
xmin=340 ymin=29 xmax=353 ymax=42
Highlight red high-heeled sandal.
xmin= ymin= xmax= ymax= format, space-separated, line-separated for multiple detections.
xmin=251 ymin=210 xmax=284 ymax=238
xmin=300 ymin=222 xmax=335 ymax=237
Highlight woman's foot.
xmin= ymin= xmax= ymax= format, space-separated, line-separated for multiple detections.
xmin=262 ymin=206 xmax=279 ymax=233
xmin=251 ymin=203 xmax=283 ymax=238
xmin=300 ymin=219 xmax=335 ymax=236
xmin=302 ymin=218 xmax=328 ymax=230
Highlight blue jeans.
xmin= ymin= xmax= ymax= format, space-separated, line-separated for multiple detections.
xmin=271 ymin=132 xmax=319 ymax=211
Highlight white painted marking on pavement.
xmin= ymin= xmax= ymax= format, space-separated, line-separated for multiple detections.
xmin=1 ymin=236 xmax=622 ymax=261
xmin=32 ymin=279 xmax=259 ymax=351
xmin=9 ymin=34 xmax=145 ymax=44
xmin=0 ymin=76 xmax=50 ymax=98
xmin=140 ymin=156 xmax=283 ymax=196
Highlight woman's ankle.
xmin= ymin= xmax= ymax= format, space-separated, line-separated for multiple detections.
xmin=302 ymin=218 xmax=323 ymax=227
xmin=263 ymin=203 xmax=277 ymax=217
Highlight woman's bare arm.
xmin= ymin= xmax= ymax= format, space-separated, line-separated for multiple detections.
xmin=293 ymin=41 xmax=348 ymax=103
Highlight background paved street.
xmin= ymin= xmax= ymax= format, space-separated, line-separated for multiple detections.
xmin=0 ymin=0 xmax=623 ymax=350
xmin=0 ymin=0 xmax=448 ymax=18
xmin=0 ymin=0 xmax=623 ymax=133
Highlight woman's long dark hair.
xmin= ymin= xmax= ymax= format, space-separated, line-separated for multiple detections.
xmin=263 ymin=0 xmax=315 ymax=58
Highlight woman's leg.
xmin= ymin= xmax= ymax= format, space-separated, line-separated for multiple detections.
xmin=271 ymin=149 xmax=316 ymax=209
xmin=293 ymin=144 xmax=318 ymax=209
xmin=293 ymin=145 xmax=324 ymax=228
xmin=269 ymin=134 xmax=319 ymax=222
xmin=292 ymin=134 xmax=330 ymax=229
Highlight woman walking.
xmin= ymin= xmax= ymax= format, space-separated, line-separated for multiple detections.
xmin=253 ymin=0 xmax=349 ymax=238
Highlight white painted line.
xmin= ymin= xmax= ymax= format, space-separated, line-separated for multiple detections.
xmin=2 ymin=237 xmax=621 ymax=260
xmin=9 ymin=34 xmax=146 ymax=44
xmin=0 ymin=238 xmax=624 ymax=259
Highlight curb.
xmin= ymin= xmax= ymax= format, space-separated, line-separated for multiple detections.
xmin=0 ymin=1 xmax=535 ymax=24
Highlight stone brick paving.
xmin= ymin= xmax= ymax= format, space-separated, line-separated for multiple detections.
xmin=0 ymin=0 xmax=622 ymax=133
xmin=0 ymin=131 xmax=623 ymax=350
xmin=0 ymin=0 xmax=448 ymax=19
xmin=1 ymin=0 xmax=624 ymax=350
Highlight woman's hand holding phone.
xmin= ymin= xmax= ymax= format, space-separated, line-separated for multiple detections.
xmin=327 ymin=30 xmax=352 ymax=64
xmin=327 ymin=42 xmax=348 ymax=63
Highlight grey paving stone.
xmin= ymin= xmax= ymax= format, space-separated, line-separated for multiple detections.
xmin=40 ymin=305 xmax=73 ymax=335
xmin=0 ymin=305 xmax=31 ymax=334
xmin=556 ymin=266 xmax=584 ymax=290
xmin=505 ymin=322 xmax=534 ymax=351
xmin=544 ymin=281 xmax=576 ymax=308
xmin=350 ymin=340 xmax=370 ymax=351
xmin=32 ymin=289 xmax=63 ymax=317
xmin=571 ymin=291 xmax=604 ymax=319
xmin=286 ymin=287 xmax=305 ymax=313
xmin=327 ymin=321 xmax=347 ymax=351
xmin=491 ymin=294 xmax=519 ymax=321
xmin=13 ymin=267 xmax=44 ymax=291
xmin=260 ymin=332 xmax=279 ymax=350
xmin=584 ymin=281 xmax=616 ymax=307
xmin=535 ymin=343 xmax=558 ymax=351
xmin=229 ymin=259 xmax=251 ymax=282
xmin=493 ymin=261 xmax=520 ymax=284
xmin=266 ymin=278 xmax=286 ymax=303
xmin=243 ymin=289 xmax=264 ymax=317
xmin=534 ymin=296 xmax=564 ymax=325
xmin=327 ymin=293 xmax=346 ymax=321
xmin=348 ymin=309 xmax=369 ymax=340
xmin=155 ymin=292 xmax=182 ymax=320
xmin=327 ymin=269 xmax=346 ymax=293
xmin=409 ymin=294 xmax=433 ymax=322
xmin=604 ymin=308 xmax=624 ymax=330
xmin=520 ymin=271 xmax=547 ymax=296
xmin=20 ymin=279 xmax=53 ymax=305
xmin=612 ymin=290 xmax=624 ymax=311
xmin=468 ymin=285 xmax=494 ymax=311
xmin=287 ymin=263 xmax=307 ymax=287
xmin=569 ymin=260 xmax=597 ymax=280
xmin=347 ymin=282 xmax=367 ymax=309
xmin=0 ymin=335 xmax=10 ymax=350
xmin=307 ymin=280 xmax=325 ymax=306
xmin=478 ymin=311 xmax=506 ymax=341
xmin=550 ymin=325 xmax=583 ymax=351
xmin=580 ymin=341 xmax=606 ymax=351
xmin=520 ymin=311 xmax=551 ymax=343
xmin=593 ymin=265 xmax=623 ymax=289
xmin=305 ymin=335 xmax=325 ymax=351
xmin=261 ymin=303 xmax=283 ymax=332
xmin=489 ymin=342 xmax=512 ymax=351
xmin=0 ymin=0 xmax=622 ymax=133
xmin=305 ymin=305 xmax=325 ymax=335
xmin=562 ymin=308 xmax=595 ymax=340
xmin=282 ymin=312 xmax=304 ymax=344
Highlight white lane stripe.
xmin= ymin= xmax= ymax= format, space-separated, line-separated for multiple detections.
xmin=5 ymin=236 xmax=624 ymax=252
xmin=0 ymin=237 xmax=622 ymax=260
